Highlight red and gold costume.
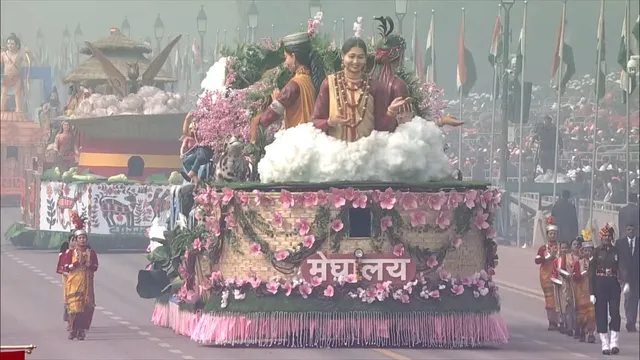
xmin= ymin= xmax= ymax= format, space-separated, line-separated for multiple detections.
xmin=535 ymin=216 xmax=559 ymax=329
xmin=551 ymin=247 xmax=575 ymax=334
xmin=59 ymin=211 xmax=98 ymax=340
xmin=312 ymin=71 xmax=397 ymax=142
xmin=572 ymin=231 xmax=596 ymax=343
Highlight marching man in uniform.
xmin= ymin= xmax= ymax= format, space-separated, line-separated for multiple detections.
xmin=589 ymin=224 xmax=630 ymax=355
xmin=535 ymin=216 xmax=560 ymax=331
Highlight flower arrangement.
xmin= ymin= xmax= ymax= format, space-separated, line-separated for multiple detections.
xmin=353 ymin=17 xmax=363 ymax=38
xmin=308 ymin=12 xmax=323 ymax=37
xmin=190 ymin=267 xmax=497 ymax=310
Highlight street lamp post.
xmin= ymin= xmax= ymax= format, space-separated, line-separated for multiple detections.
xmin=498 ymin=0 xmax=515 ymax=240
xmin=153 ymin=14 xmax=165 ymax=53
xmin=309 ymin=0 xmax=322 ymax=18
xmin=248 ymin=0 xmax=259 ymax=43
xmin=62 ymin=26 xmax=70 ymax=68
xmin=122 ymin=17 xmax=131 ymax=37
xmin=74 ymin=24 xmax=83 ymax=66
xmin=36 ymin=28 xmax=44 ymax=63
xmin=197 ymin=5 xmax=208 ymax=77
xmin=394 ymin=0 xmax=408 ymax=35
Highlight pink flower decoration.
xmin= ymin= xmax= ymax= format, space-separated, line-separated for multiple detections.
xmin=299 ymin=283 xmax=313 ymax=298
xmin=436 ymin=210 xmax=452 ymax=229
xmin=192 ymin=238 xmax=203 ymax=251
xmin=296 ymin=218 xmax=311 ymax=236
xmin=329 ymin=194 xmax=346 ymax=208
xmin=426 ymin=255 xmax=439 ymax=268
xmin=205 ymin=238 xmax=214 ymax=250
xmin=451 ymin=284 xmax=465 ymax=296
xmin=210 ymin=271 xmax=222 ymax=282
xmin=474 ymin=212 xmax=490 ymax=230
xmin=343 ymin=187 xmax=356 ymax=201
xmin=393 ymin=244 xmax=405 ymax=257
xmin=464 ymin=190 xmax=478 ymax=209
xmin=487 ymin=267 xmax=496 ymax=276
xmin=316 ymin=190 xmax=328 ymax=205
xmin=378 ymin=188 xmax=397 ymax=209
xmin=451 ymin=237 xmax=463 ymax=249
xmin=439 ymin=269 xmax=451 ymax=282
xmin=345 ymin=274 xmax=358 ymax=283
xmin=237 ymin=190 xmax=250 ymax=207
xmin=428 ymin=192 xmax=447 ymax=211
xmin=279 ymin=190 xmax=294 ymax=209
xmin=303 ymin=235 xmax=316 ymax=248
xmin=184 ymin=290 xmax=200 ymax=304
xmin=266 ymin=281 xmax=279 ymax=294
xmin=447 ymin=190 xmax=462 ymax=209
xmin=283 ymin=281 xmax=293 ymax=296
xmin=275 ymin=250 xmax=290 ymax=261
xmin=249 ymin=277 xmax=262 ymax=289
xmin=480 ymin=191 xmax=494 ymax=209
xmin=303 ymin=192 xmax=318 ymax=207
xmin=272 ymin=212 xmax=284 ymax=228
xmin=249 ymin=242 xmax=262 ymax=256
xmin=252 ymin=189 xmax=263 ymax=206
xmin=400 ymin=192 xmax=418 ymax=210
xmin=428 ymin=290 xmax=440 ymax=299
xmin=380 ymin=216 xmax=393 ymax=232
xmin=310 ymin=276 xmax=323 ymax=287
xmin=399 ymin=293 xmax=410 ymax=303
xmin=221 ymin=188 xmax=234 ymax=205
xmin=224 ymin=213 xmax=237 ymax=228
xmin=352 ymin=192 xmax=368 ymax=208
xmin=410 ymin=210 xmax=427 ymax=227
xmin=323 ymin=285 xmax=335 ymax=297
xmin=331 ymin=219 xmax=344 ymax=232
xmin=461 ymin=276 xmax=473 ymax=286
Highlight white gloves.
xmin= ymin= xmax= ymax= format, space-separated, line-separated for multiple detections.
xmin=623 ymin=283 xmax=630 ymax=294
xmin=590 ymin=295 xmax=596 ymax=304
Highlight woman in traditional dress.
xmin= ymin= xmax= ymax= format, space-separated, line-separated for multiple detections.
xmin=56 ymin=234 xmax=76 ymax=331
xmin=535 ymin=216 xmax=560 ymax=330
xmin=258 ymin=32 xmax=325 ymax=131
xmin=551 ymin=241 xmax=573 ymax=335
xmin=54 ymin=121 xmax=80 ymax=166
xmin=60 ymin=211 xmax=98 ymax=340
xmin=312 ymin=37 xmax=409 ymax=142
xmin=572 ymin=232 xmax=596 ymax=343
xmin=564 ymin=237 xmax=582 ymax=338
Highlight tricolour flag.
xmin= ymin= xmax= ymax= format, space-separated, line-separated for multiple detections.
xmin=595 ymin=0 xmax=607 ymax=101
xmin=192 ymin=39 xmax=202 ymax=69
xmin=424 ymin=11 xmax=436 ymax=83
xmin=550 ymin=3 xmax=575 ymax=96
xmin=617 ymin=7 xmax=639 ymax=103
xmin=457 ymin=11 xmax=477 ymax=98
xmin=514 ymin=9 xmax=526 ymax=79
xmin=488 ymin=14 xmax=503 ymax=67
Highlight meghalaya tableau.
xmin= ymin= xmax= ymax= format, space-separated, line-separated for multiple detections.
xmin=3 ymin=1 xmax=638 ymax=358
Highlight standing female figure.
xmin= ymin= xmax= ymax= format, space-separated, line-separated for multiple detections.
xmin=572 ymin=235 xmax=596 ymax=343
xmin=56 ymin=234 xmax=77 ymax=331
xmin=551 ymin=241 xmax=572 ymax=334
xmin=312 ymin=37 xmax=409 ymax=142
xmin=535 ymin=216 xmax=560 ymax=330
xmin=589 ymin=224 xmax=630 ymax=355
xmin=258 ymin=32 xmax=325 ymax=131
xmin=60 ymin=211 xmax=98 ymax=340
xmin=564 ymin=237 xmax=582 ymax=338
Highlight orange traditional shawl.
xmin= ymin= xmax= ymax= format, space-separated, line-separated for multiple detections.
xmin=65 ymin=249 xmax=97 ymax=314
xmin=283 ymin=73 xmax=315 ymax=129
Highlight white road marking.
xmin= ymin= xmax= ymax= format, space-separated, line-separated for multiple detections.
xmin=118 ymin=321 xmax=131 ymax=325
xmin=532 ymin=339 xmax=547 ymax=345
xmin=570 ymin=353 xmax=589 ymax=358
xmin=182 ymin=356 xmax=195 ymax=360
xmin=38 ymin=273 xmax=48 ymax=277
xmin=148 ymin=337 xmax=161 ymax=342
xmin=158 ymin=343 xmax=171 ymax=348
xmin=102 ymin=311 xmax=113 ymax=315
xmin=44 ymin=276 xmax=54 ymax=280
xmin=169 ymin=349 xmax=182 ymax=354
xmin=49 ymin=280 xmax=59 ymax=284
xmin=95 ymin=306 xmax=104 ymax=310
xmin=128 ymin=326 xmax=140 ymax=330
xmin=110 ymin=316 xmax=123 ymax=320
xmin=138 ymin=331 xmax=150 ymax=336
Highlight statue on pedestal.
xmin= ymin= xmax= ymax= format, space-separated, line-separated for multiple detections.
xmin=1 ymin=33 xmax=32 ymax=113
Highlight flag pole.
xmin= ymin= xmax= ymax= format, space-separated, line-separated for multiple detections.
xmin=552 ymin=0 xmax=566 ymax=201
xmin=516 ymin=0 xmax=528 ymax=248
xmin=431 ymin=9 xmax=436 ymax=84
xmin=589 ymin=0 xmax=605 ymax=227
xmin=412 ymin=12 xmax=418 ymax=75
xmin=341 ymin=18 xmax=345 ymax=47
xmin=489 ymin=4 xmax=502 ymax=184
xmin=625 ymin=0 xmax=631 ymax=203
xmin=458 ymin=7 xmax=465 ymax=167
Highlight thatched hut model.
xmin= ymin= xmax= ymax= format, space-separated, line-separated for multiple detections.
xmin=63 ymin=29 xmax=174 ymax=88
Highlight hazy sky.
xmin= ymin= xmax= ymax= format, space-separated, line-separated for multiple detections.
xmin=1 ymin=0 xmax=638 ymax=96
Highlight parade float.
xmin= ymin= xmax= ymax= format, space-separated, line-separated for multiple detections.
xmin=142 ymin=15 xmax=508 ymax=348
xmin=5 ymin=28 xmax=188 ymax=250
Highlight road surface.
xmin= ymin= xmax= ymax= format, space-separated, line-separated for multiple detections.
xmin=1 ymin=207 xmax=638 ymax=359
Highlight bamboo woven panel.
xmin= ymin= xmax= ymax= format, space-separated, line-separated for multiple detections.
xmin=215 ymin=192 xmax=487 ymax=280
